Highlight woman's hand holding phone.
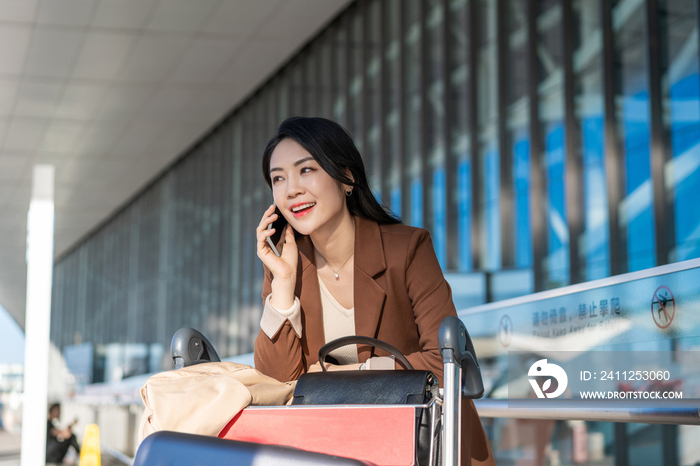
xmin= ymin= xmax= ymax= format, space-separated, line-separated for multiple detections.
xmin=256 ymin=204 xmax=298 ymax=309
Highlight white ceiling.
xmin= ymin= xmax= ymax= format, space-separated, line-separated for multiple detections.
xmin=0 ymin=0 xmax=352 ymax=328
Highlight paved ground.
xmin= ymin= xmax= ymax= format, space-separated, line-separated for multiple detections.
xmin=0 ymin=430 xmax=20 ymax=466
xmin=0 ymin=430 xmax=130 ymax=466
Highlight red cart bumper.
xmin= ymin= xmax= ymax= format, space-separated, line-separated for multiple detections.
xmin=219 ymin=405 xmax=419 ymax=466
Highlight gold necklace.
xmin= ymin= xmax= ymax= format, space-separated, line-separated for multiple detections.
xmin=315 ymin=249 xmax=354 ymax=279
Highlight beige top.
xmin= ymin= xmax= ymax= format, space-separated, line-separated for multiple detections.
xmin=260 ymin=278 xmax=395 ymax=370
xmin=318 ymin=275 xmax=358 ymax=364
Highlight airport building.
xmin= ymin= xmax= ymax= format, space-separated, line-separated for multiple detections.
xmin=1 ymin=0 xmax=699 ymax=464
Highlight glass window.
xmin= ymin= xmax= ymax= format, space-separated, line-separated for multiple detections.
xmin=229 ymin=116 xmax=243 ymax=355
xmin=290 ymin=60 xmax=304 ymax=116
xmin=333 ymin=18 xmax=348 ymax=125
xmin=348 ymin=7 xmax=364 ymax=155
xmin=537 ymin=0 xmax=569 ymax=288
xmin=476 ymin=0 xmax=500 ymax=270
xmin=613 ymin=0 xmax=655 ymax=272
xmin=278 ymin=70 xmax=290 ymax=122
xmin=574 ymin=0 xmax=610 ymax=280
xmin=239 ymin=105 xmax=254 ymax=354
xmin=366 ymin=0 xmax=383 ymax=201
xmin=426 ymin=0 xmax=446 ymax=267
xmin=661 ymin=0 xmax=700 ymax=262
xmin=305 ymin=47 xmax=318 ymax=116
xmin=449 ymin=0 xmax=472 ymax=272
xmin=319 ymin=31 xmax=333 ymax=119
xmin=384 ymin=0 xmax=402 ymax=218
xmin=506 ymin=0 xmax=532 ymax=269
xmin=404 ymin=0 xmax=423 ymax=228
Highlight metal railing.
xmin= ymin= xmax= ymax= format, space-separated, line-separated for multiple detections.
xmin=474 ymin=398 xmax=700 ymax=425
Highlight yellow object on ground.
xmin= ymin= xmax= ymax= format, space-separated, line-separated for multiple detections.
xmin=79 ymin=424 xmax=101 ymax=466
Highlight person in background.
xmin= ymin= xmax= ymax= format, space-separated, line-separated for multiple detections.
xmin=46 ymin=403 xmax=80 ymax=465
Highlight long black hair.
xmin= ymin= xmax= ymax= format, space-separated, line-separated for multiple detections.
xmin=262 ymin=117 xmax=400 ymax=225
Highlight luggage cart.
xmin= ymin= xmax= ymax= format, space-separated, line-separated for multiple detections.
xmin=133 ymin=316 xmax=484 ymax=466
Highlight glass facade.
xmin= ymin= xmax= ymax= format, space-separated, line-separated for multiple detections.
xmin=50 ymin=0 xmax=700 ymax=464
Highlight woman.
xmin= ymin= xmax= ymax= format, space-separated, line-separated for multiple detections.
xmin=254 ymin=117 xmax=494 ymax=465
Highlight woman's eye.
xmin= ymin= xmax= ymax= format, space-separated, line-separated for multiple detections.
xmin=271 ymin=176 xmax=283 ymax=184
xmin=300 ymin=167 xmax=315 ymax=174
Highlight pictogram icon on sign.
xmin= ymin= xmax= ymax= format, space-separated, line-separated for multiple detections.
xmin=651 ymin=285 xmax=675 ymax=329
xmin=498 ymin=314 xmax=513 ymax=347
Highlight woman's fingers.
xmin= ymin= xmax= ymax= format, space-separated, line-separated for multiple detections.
xmin=257 ymin=229 xmax=277 ymax=259
xmin=257 ymin=226 xmax=276 ymax=241
xmin=255 ymin=204 xmax=277 ymax=236
xmin=256 ymin=204 xmax=279 ymax=255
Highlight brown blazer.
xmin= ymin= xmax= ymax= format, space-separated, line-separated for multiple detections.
xmin=254 ymin=216 xmax=495 ymax=465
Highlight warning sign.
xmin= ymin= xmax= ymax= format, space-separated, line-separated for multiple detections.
xmin=651 ymin=285 xmax=675 ymax=329
xmin=499 ymin=315 xmax=513 ymax=347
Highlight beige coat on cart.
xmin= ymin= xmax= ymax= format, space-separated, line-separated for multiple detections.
xmin=138 ymin=362 xmax=296 ymax=442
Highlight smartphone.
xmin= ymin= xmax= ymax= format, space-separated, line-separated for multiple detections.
xmin=266 ymin=206 xmax=288 ymax=257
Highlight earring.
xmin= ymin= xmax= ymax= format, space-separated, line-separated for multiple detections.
xmin=345 ymin=188 xmax=352 ymax=197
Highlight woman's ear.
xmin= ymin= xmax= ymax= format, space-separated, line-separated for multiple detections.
xmin=344 ymin=168 xmax=354 ymax=185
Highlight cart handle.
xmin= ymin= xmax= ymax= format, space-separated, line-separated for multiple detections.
xmin=171 ymin=327 xmax=221 ymax=369
xmin=438 ymin=316 xmax=484 ymax=399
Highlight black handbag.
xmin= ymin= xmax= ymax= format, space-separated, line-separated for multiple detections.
xmin=291 ymin=336 xmax=440 ymax=466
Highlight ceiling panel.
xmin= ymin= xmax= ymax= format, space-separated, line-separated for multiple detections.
xmin=53 ymin=83 xmax=111 ymax=120
xmin=13 ymin=80 xmax=64 ymax=117
xmin=2 ymin=117 xmax=48 ymax=152
xmin=81 ymin=159 xmax=136 ymax=185
xmin=0 ymin=185 xmax=18 ymax=205
xmin=148 ymin=120 xmax=209 ymax=159
xmin=0 ymin=225 xmax=26 ymax=242
xmin=91 ymin=0 xmax=158 ymax=30
xmin=71 ymin=32 xmax=137 ymax=81
xmin=2 ymin=184 xmax=32 ymax=208
xmin=118 ymin=34 xmax=191 ymax=83
xmin=0 ymin=0 xmax=40 ymax=22
xmin=203 ymin=0 xmax=281 ymax=37
xmin=146 ymin=0 xmax=219 ymax=33
xmin=69 ymin=121 xmax=128 ymax=155
xmin=55 ymin=156 xmax=100 ymax=185
xmin=0 ymin=79 xmax=21 ymax=117
xmin=0 ymin=154 xmax=30 ymax=182
xmin=94 ymin=85 xmax=155 ymax=122
xmin=0 ymin=25 xmax=33 ymax=75
xmin=170 ymin=37 xmax=244 ymax=84
xmin=111 ymin=119 xmax=168 ymax=157
xmin=217 ymin=39 xmax=292 ymax=89
xmin=0 ymin=118 xmax=8 ymax=144
xmin=58 ymin=186 xmax=115 ymax=210
xmin=176 ymin=88 xmax=239 ymax=124
xmin=124 ymin=153 xmax=174 ymax=182
xmin=36 ymin=0 xmax=96 ymax=27
xmin=38 ymin=120 xmax=86 ymax=153
xmin=104 ymin=171 xmax=156 ymax=204
xmin=258 ymin=0 xmax=346 ymax=39
xmin=24 ymin=27 xmax=85 ymax=79
xmin=141 ymin=85 xmax=196 ymax=119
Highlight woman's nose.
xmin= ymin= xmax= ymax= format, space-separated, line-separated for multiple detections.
xmin=286 ymin=176 xmax=304 ymax=198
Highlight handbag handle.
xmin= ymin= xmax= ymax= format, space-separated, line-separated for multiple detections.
xmin=318 ymin=335 xmax=414 ymax=371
